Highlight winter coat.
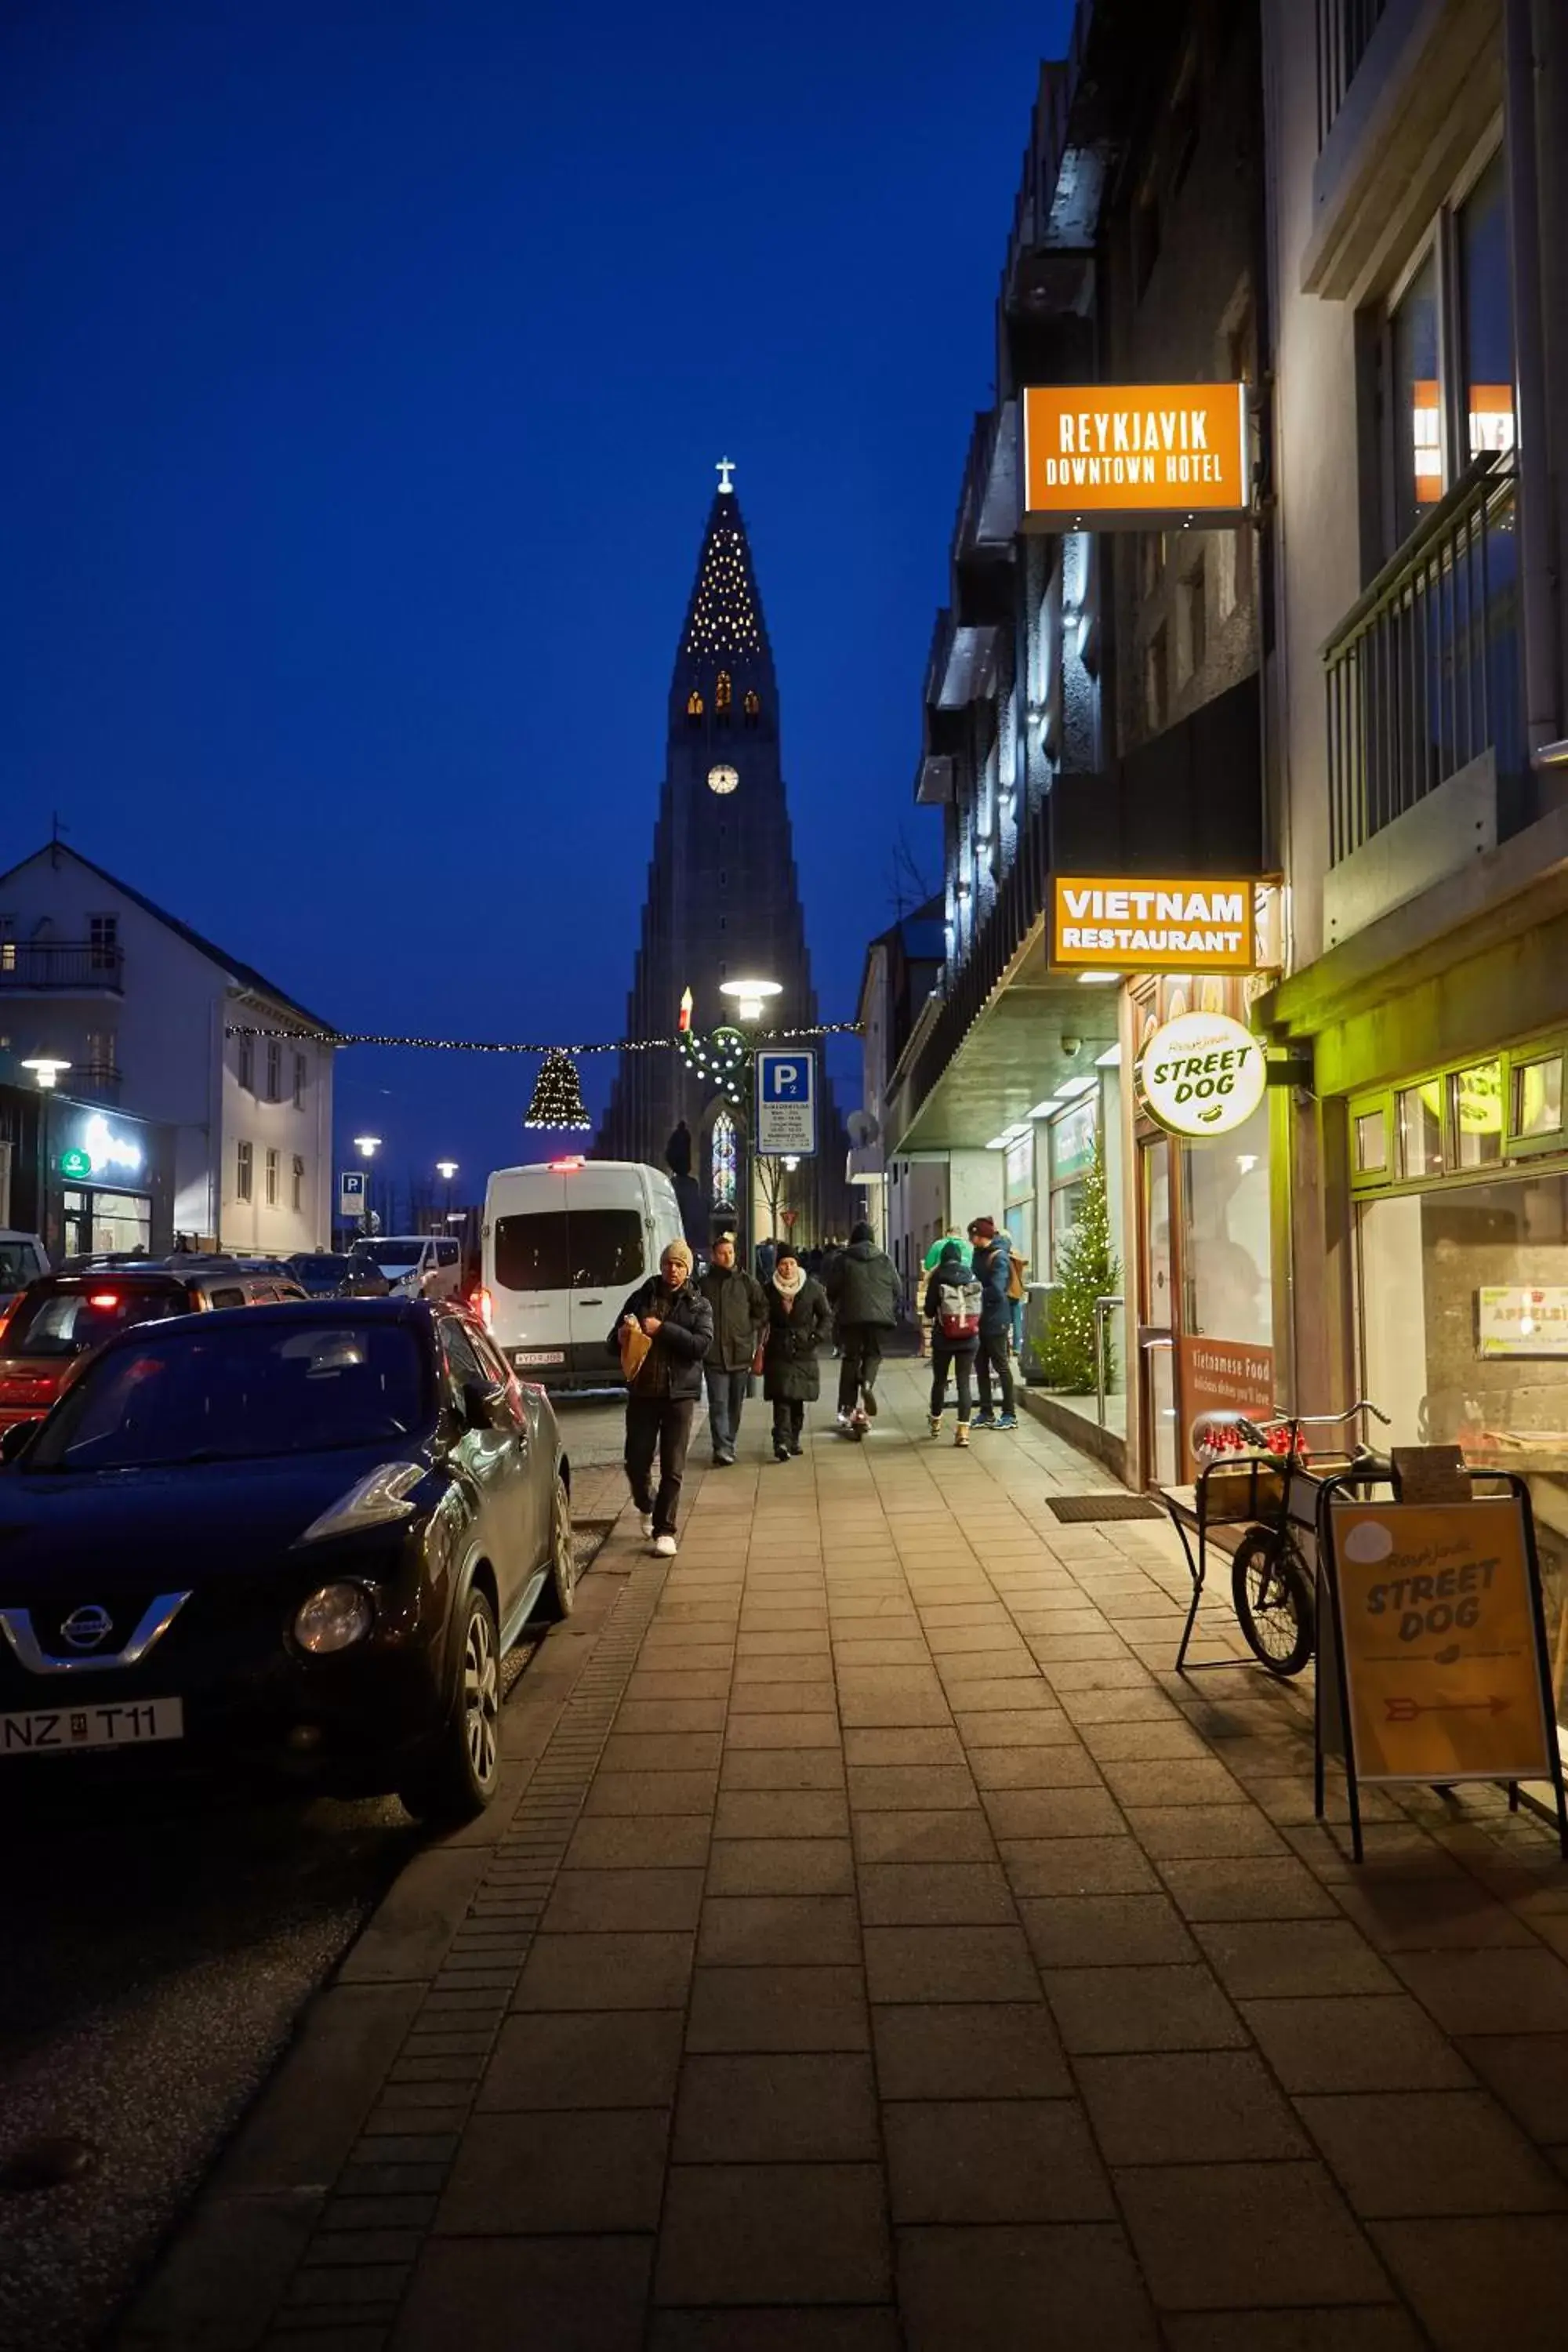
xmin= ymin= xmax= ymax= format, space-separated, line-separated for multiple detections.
xmin=762 ymin=1277 xmax=833 ymax=1402
xmin=698 ymin=1264 xmax=768 ymax=1371
xmin=608 ymin=1276 xmax=714 ymax=1402
xmin=971 ymin=1236 xmax=1014 ymax=1340
xmin=924 ymin=1247 xmax=980 ymax=1355
xmin=826 ymin=1240 xmax=900 ymax=1329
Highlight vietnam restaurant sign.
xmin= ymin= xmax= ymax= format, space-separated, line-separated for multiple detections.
xmin=1022 ymin=383 xmax=1251 ymax=526
xmin=1052 ymin=877 xmax=1261 ymax=973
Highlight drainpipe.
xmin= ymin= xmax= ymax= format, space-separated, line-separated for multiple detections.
xmin=1505 ymin=0 xmax=1561 ymax=768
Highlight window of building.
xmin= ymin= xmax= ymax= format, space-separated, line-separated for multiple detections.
xmin=743 ymin=689 xmax=761 ymax=727
xmin=238 ymin=1036 xmax=254 ymax=1094
xmin=0 ymin=918 xmax=15 ymax=974
xmin=1390 ymin=246 xmax=1443 ymax=540
xmin=292 ymin=1152 xmax=305 ymax=1212
xmin=1459 ymin=150 xmax=1515 ymax=464
xmin=264 ymin=1147 xmax=280 ymax=1207
xmin=1450 ymin=1062 xmax=1504 ymax=1171
xmin=88 ymin=914 xmax=118 ymax=971
xmin=715 ymin=670 xmax=732 ymax=713
xmin=710 ymin=1109 xmax=738 ymax=1207
xmin=1515 ymin=1058 xmax=1565 ymax=1143
xmin=1396 ymin=1081 xmax=1444 ymax=1179
xmin=293 ymin=1052 xmax=307 ymax=1109
xmin=266 ymin=1040 xmax=282 ymax=1102
xmin=1144 ymin=628 xmax=1168 ymax=734
xmin=236 ymin=1140 xmax=253 ymax=1203
xmin=687 ymin=688 xmax=703 ymax=723
xmin=83 ymin=1027 xmax=117 ymax=1077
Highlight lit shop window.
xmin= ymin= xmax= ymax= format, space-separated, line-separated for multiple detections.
xmin=1397 ymin=1081 xmax=1444 ymax=1180
xmin=1450 ymin=1062 xmax=1504 ymax=1171
xmin=1515 ymin=1058 xmax=1564 ymax=1142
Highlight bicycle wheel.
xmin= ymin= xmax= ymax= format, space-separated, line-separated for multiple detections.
xmin=1230 ymin=1526 xmax=1316 ymax=1677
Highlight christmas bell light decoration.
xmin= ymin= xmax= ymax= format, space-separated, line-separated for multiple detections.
xmin=524 ymin=1048 xmax=591 ymax=1131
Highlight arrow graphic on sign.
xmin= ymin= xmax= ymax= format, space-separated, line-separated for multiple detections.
xmin=1384 ymin=1695 xmax=1512 ymax=1722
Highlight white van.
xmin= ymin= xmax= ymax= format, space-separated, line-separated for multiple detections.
xmin=481 ymin=1158 xmax=686 ymax=1388
xmin=348 ymin=1234 xmax=463 ymax=1301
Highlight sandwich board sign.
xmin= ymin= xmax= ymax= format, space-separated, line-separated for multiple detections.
xmin=756 ymin=1050 xmax=817 ymax=1158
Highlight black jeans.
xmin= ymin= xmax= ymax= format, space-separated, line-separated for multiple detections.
xmin=771 ymin=1398 xmax=805 ymax=1450
xmin=704 ymin=1366 xmax=749 ymax=1460
xmin=930 ymin=1340 xmax=976 ymax=1423
xmin=625 ymin=1396 xmax=694 ymax=1535
xmin=836 ymin=1327 xmax=884 ymax=1414
xmin=975 ymin=1332 xmax=1015 ymax=1419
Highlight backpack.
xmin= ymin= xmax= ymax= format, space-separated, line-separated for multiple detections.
xmin=938 ymin=1279 xmax=982 ymax=1341
xmin=1006 ymin=1251 xmax=1028 ymax=1302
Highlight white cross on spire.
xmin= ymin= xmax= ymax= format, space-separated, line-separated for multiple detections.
xmin=716 ymin=456 xmax=735 ymax=495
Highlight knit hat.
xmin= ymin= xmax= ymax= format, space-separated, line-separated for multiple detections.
xmin=849 ymin=1221 xmax=873 ymax=1246
xmin=661 ymin=1239 xmax=694 ymax=1276
xmin=969 ymin=1217 xmax=996 ymax=1243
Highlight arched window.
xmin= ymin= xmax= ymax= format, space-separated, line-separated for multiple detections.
xmin=715 ymin=671 xmax=732 ymax=724
xmin=743 ymin=688 xmax=761 ymax=727
xmin=687 ymin=688 xmax=704 ymax=725
xmin=710 ymin=1109 xmax=737 ymax=1207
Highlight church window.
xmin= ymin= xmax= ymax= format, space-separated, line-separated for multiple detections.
xmin=710 ymin=1110 xmax=738 ymax=1207
xmin=715 ymin=671 xmax=732 ymax=724
xmin=743 ymin=689 xmax=761 ymax=727
xmin=687 ymin=688 xmax=703 ymax=725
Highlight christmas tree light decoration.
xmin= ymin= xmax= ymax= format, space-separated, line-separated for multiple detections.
xmin=524 ymin=1050 xmax=592 ymax=1131
xmin=1039 ymin=1132 xmax=1121 ymax=1394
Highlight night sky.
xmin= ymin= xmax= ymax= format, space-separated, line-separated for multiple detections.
xmin=4 ymin=1 xmax=1072 ymax=1209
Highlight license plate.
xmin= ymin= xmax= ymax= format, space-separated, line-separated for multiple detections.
xmin=515 ymin=1351 xmax=564 ymax=1367
xmin=0 ymin=1697 xmax=184 ymax=1757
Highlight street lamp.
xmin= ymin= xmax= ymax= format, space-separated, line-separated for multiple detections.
xmin=354 ymin=1134 xmax=382 ymax=1240
xmin=436 ymin=1159 xmax=458 ymax=1232
xmin=21 ymin=1058 xmax=71 ymax=1090
xmin=718 ymin=977 xmax=782 ymax=1025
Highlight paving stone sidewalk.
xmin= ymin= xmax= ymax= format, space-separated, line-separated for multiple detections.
xmin=123 ymin=1365 xmax=1568 ymax=2351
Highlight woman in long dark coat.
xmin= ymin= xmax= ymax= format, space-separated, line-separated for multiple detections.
xmin=763 ymin=1247 xmax=833 ymax=1461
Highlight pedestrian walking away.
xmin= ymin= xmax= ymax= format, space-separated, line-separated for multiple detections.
xmin=609 ymin=1239 xmax=713 ymax=1553
xmin=763 ymin=1247 xmax=833 ymax=1460
xmin=924 ymin=1238 xmax=982 ymax=1444
xmin=826 ymin=1218 xmax=899 ymax=1430
xmin=697 ymin=1232 xmax=767 ymax=1465
xmin=967 ymin=1217 xmax=1018 ymax=1428
xmin=754 ymin=1233 xmax=777 ymax=1287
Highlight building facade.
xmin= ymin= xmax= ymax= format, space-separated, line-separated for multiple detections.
xmin=1258 ymin=0 xmax=1568 ymax=1734
xmin=0 ymin=843 xmax=336 ymax=1257
xmin=853 ymin=898 xmax=946 ymax=1288
xmin=597 ymin=476 xmax=851 ymax=1246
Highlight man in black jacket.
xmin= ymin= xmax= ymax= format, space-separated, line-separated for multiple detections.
xmin=697 ymin=1233 xmax=768 ymax=1465
xmin=826 ymin=1220 xmax=900 ymax=1425
xmin=609 ymin=1239 xmax=714 ymax=1555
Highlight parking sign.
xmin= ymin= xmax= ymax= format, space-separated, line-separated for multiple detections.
xmin=756 ymin=1050 xmax=817 ymax=1158
xmin=339 ymin=1170 xmax=367 ymax=1219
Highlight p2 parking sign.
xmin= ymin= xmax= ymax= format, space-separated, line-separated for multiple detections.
xmin=756 ymin=1050 xmax=817 ymax=1158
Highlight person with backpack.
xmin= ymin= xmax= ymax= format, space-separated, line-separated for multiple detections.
xmin=968 ymin=1217 xmax=1018 ymax=1430
xmin=825 ymin=1219 xmax=899 ymax=1431
xmin=924 ymin=1238 xmax=982 ymax=1445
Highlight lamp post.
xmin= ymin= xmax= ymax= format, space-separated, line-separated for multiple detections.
xmin=717 ymin=981 xmax=782 ymax=1265
xmin=436 ymin=1160 xmax=458 ymax=1234
xmin=21 ymin=1058 xmax=71 ymax=1090
xmin=354 ymin=1134 xmax=381 ymax=1241
xmin=21 ymin=1061 xmax=70 ymax=1257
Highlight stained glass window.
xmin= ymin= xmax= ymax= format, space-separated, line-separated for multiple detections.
xmin=710 ymin=1109 xmax=737 ymax=1207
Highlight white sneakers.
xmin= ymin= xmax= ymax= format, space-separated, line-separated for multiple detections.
xmin=638 ymin=1512 xmax=655 ymax=1537
xmin=652 ymin=1534 xmax=677 ymax=1557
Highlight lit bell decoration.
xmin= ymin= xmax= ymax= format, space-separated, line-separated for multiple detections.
xmin=524 ymin=1048 xmax=591 ymax=1131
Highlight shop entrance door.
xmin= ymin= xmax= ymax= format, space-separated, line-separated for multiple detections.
xmin=1138 ymin=1136 xmax=1180 ymax=1486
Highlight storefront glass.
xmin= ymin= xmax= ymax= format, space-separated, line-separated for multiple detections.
xmin=62 ymin=1185 xmax=151 ymax=1258
xmin=1359 ymin=1170 xmax=1568 ymax=1736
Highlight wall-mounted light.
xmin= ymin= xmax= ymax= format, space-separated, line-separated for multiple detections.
xmin=1076 ymin=971 xmax=1121 ymax=986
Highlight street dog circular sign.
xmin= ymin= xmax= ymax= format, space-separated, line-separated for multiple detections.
xmin=1138 ymin=1010 xmax=1265 ymax=1137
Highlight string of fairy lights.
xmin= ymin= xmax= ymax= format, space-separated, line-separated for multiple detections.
xmin=223 ymin=1022 xmax=862 ymax=1052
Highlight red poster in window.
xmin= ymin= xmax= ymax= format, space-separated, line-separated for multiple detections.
xmin=1179 ymin=1337 xmax=1275 ymax=1478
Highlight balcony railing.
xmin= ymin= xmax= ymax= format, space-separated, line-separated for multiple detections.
xmin=1317 ymin=0 xmax=1391 ymax=148
xmin=0 ymin=942 xmax=125 ymax=992
xmin=1324 ymin=453 xmax=1523 ymax=866
xmin=72 ymin=1062 xmax=123 ymax=1106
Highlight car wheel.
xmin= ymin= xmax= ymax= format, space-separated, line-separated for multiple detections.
xmin=398 ymin=1582 xmax=503 ymax=1824
xmin=537 ymin=1474 xmax=576 ymax=1621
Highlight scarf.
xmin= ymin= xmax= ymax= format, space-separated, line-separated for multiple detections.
xmin=773 ymin=1263 xmax=805 ymax=1308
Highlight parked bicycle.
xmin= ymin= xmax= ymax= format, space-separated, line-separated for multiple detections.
xmin=1215 ymin=1399 xmax=1392 ymax=1675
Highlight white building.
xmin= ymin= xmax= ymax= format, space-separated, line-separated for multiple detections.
xmin=0 ymin=843 xmax=336 ymax=1256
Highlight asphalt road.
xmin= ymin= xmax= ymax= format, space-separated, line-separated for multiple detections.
xmin=0 ymin=1392 xmax=627 ymax=2352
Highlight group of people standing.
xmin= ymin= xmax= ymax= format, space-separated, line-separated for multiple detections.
xmin=612 ymin=1213 xmax=1018 ymax=1552
xmin=922 ymin=1217 xmax=1019 ymax=1446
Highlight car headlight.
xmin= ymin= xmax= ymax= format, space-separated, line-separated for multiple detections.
xmin=295 ymin=1582 xmax=374 ymax=1654
xmin=297 ymin=1461 xmax=425 ymax=1544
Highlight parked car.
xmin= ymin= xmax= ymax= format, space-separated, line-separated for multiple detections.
xmin=0 ymin=1233 xmax=49 ymax=1320
xmin=0 ymin=1297 xmax=575 ymax=1818
xmin=0 ymin=1263 xmax=305 ymax=1433
xmin=286 ymin=1251 xmax=390 ymax=1299
xmin=481 ymin=1158 xmax=684 ymax=1388
xmin=349 ymin=1236 xmax=463 ymax=1301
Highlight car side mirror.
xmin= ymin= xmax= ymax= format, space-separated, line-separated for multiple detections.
xmin=0 ymin=1421 xmax=36 ymax=1466
xmin=462 ymin=1379 xmax=506 ymax=1433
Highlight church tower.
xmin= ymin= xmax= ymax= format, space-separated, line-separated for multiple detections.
xmin=598 ymin=466 xmax=848 ymax=1239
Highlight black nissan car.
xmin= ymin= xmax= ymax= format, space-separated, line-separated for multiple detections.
xmin=0 ymin=1298 xmax=575 ymax=1820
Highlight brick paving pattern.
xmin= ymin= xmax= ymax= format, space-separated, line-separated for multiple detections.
xmin=132 ymin=1367 xmax=1568 ymax=2349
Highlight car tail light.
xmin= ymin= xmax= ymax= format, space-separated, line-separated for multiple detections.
xmin=548 ymin=1156 xmax=584 ymax=1171
xmin=89 ymin=1293 xmax=119 ymax=1308
xmin=475 ymin=1287 xmax=493 ymax=1330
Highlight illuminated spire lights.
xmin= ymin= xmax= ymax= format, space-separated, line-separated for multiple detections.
xmin=683 ymin=518 xmax=764 ymax=657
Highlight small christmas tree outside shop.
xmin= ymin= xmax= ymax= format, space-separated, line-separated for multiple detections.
xmin=1040 ymin=1131 xmax=1121 ymax=1394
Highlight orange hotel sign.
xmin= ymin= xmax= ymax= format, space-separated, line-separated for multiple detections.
xmin=1023 ymin=383 xmax=1251 ymax=528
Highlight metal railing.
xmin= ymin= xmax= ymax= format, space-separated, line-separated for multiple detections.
xmin=0 ymin=942 xmax=125 ymax=991
xmin=72 ymin=1062 xmax=123 ymax=1105
xmin=1316 ymin=0 xmax=1390 ymax=148
xmin=1324 ymin=454 xmax=1521 ymax=866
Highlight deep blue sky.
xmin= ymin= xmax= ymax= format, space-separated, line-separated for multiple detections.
xmin=3 ymin=0 xmax=1071 ymax=1207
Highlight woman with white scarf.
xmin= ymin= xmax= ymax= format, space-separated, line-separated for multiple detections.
xmin=761 ymin=1247 xmax=833 ymax=1461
